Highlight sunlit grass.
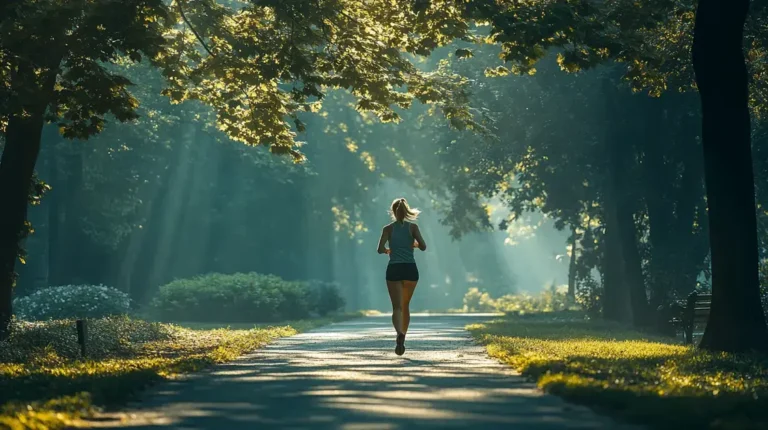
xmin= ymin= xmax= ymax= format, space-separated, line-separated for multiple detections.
xmin=468 ymin=314 xmax=768 ymax=430
xmin=0 ymin=315 xmax=352 ymax=430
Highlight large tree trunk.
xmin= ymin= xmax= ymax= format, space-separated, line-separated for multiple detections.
xmin=694 ymin=0 xmax=768 ymax=352
xmin=16 ymin=126 xmax=60 ymax=295
xmin=0 ymin=111 xmax=46 ymax=339
xmin=0 ymin=59 xmax=60 ymax=338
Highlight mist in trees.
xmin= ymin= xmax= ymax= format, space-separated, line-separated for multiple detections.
xmin=13 ymin=72 xmax=564 ymax=314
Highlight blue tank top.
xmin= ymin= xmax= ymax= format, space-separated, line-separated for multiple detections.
xmin=389 ymin=221 xmax=415 ymax=264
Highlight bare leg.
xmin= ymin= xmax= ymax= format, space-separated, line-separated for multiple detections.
xmin=401 ymin=281 xmax=418 ymax=335
xmin=386 ymin=280 xmax=404 ymax=334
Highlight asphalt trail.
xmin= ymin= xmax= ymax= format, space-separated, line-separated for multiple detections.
xmin=83 ymin=314 xmax=639 ymax=430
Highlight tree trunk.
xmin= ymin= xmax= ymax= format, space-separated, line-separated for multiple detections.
xmin=16 ymin=140 xmax=52 ymax=295
xmin=602 ymin=196 xmax=633 ymax=323
xmin=47 ymin=139 xmax=61 ymax=286
xmin=602 ymin=79 xmax=649 ymax=327
xmin=640 ymin=96 xmax=708 ymax=309
xmin=567 ymin=225 xmax=577 ymax=301
xmin=694 ymin=0 xmax=768 ymax=352
xmin=0 ymin=111 xmax=46 ymax=339
xmin=147 ymin=123 xmax=195 ymax=290
xmin=305 ymin=200 xmax=335 ymax=282
xmin=617 ymin=203 xmax=650 ymax=326
xmin=601 ymin=235 xmax=632 ymax=323
xmin=116 ymin=200 xmax=152 ymax=295
xmin=52 ymin=142 xmax=86 ymax=284
xmin=128 ymin=153 xmax=180 ymax=304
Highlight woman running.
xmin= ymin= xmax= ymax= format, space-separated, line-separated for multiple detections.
xmin=376 ymin=198 xmax=427 ymax=355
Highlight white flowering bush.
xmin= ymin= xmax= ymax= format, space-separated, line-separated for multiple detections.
xmin=13 ymin=284 xmax=132 ymax=321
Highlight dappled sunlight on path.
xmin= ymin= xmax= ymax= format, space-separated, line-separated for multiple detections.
xmin=80 ymin=314 xmax=639 ymax=429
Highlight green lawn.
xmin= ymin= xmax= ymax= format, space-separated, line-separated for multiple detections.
xmin=468 ymin=313 xmax=768 ymax=430
xmin=0 ymin=314 xmax=355 ymax=430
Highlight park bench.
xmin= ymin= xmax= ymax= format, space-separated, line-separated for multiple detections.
xmin=669 ymin=291 xmax=711 ymax=345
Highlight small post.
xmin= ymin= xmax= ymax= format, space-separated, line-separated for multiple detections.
xmin=76 ymin=319 xmax=87 ymax=358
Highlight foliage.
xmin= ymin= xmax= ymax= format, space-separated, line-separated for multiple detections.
xmin=575 ymin=275 xmax=603 ymax=318
xmin=0 ymin=315 xmax=347 ymax=429
xmin=494 ymin=284 xmax=573 ymax=315
xmin=307 ymin=280 xmax=346 ymax=316
xmin=429 ymin=41 xmax=709 ymax=324
xmin=462 ymin=0 xmax=768 ymax=116
xmin=0 ymin=0 xmax=492 ymax=322
xmin=1 ymin=0 xmax=485 ymax=156
xmin=759 ymin=259 xmax=768 ymax=318
xmin=13 ymin=285 xmax=131 ymax=321
xmin=462 ymin=285 xmax=575 ymax=314
xmin=149 ymin=272 xmax=344 ymax=322
xmin=469 ymin=314 xmax=768 ymax=430
xmin=462 ymin=287 xmax=497 ymax=312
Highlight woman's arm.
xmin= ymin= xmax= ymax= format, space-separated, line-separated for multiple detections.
xmin=377 ymin=226 xmax=391 ymax=254
xmin=411 ymin=224 xmax=427 ymax=251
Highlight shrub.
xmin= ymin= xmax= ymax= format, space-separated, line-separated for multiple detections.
xmin=307 ymin=280 xmax=346 ymax=316
xmin=495 ymin=293 xmax=536 ymax=314
xmin=462 ymin=284 xmax=579 ymax=315
xmin=14 ymin=285 xmax=131 ymax=321
xmin=494 ymin=284 xmax=572 ymax=315
xmin=463 ymin=287 xmax=497 ymax=312
xmin=575 ymin=275 xmax=602 ymax=318
xmin=150 ymin=272 xmax=344 ymax=322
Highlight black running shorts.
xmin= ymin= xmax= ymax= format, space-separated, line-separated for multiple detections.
xmin=386 ymin=263 xmax=419 ymax=282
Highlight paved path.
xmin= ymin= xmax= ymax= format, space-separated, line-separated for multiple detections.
xmin=85 ymin=314 xmax=638 ymax=429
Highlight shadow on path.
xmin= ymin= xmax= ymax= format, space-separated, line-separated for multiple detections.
xmin=83 ymin=314 xmax=638 ymax=429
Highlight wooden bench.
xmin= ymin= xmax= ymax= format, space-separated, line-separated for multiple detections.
xmin=678 ymin=292 xmax=711 ymax=345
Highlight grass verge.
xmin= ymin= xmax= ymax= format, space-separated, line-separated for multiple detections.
xmin=0 ymin=313 xmax=357 ymax=430
xmin=468 ymin=313 xmax=768 ymax=430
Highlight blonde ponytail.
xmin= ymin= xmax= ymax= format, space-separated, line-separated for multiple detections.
xmin=391 ymin=198 xmax=420 ymax=222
